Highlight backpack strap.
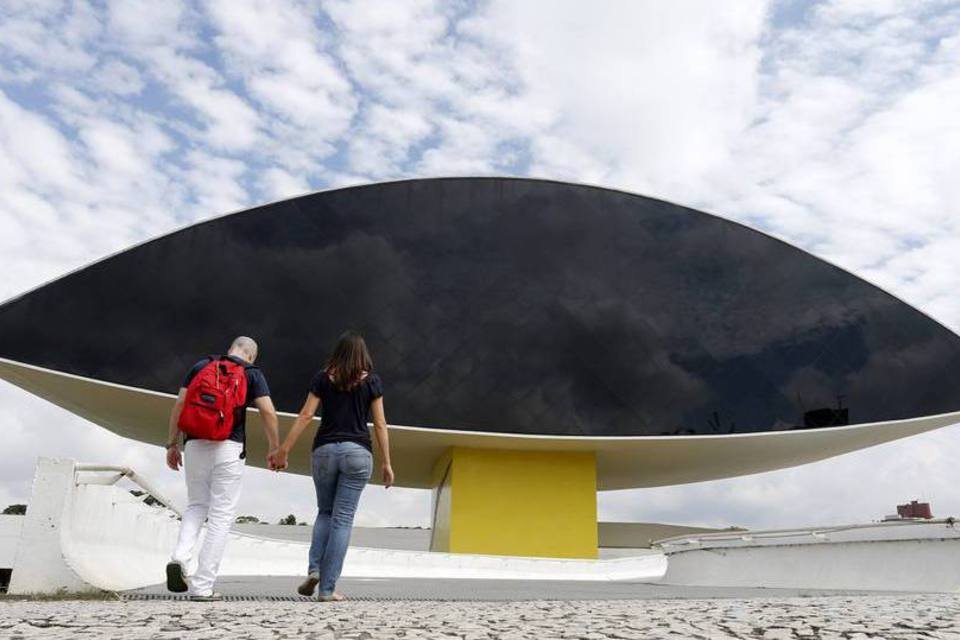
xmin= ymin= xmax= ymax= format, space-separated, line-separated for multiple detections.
xmin=220 ymin=353 xmax=256 ymax=370
xmin=212 ymin=354 xmax=249 ymax=460
xmin=227 ymin=355 xmax=253 ymax=461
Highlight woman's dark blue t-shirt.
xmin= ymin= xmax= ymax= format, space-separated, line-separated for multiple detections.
xmin=310 ymin=371 xmax=383 ymax=453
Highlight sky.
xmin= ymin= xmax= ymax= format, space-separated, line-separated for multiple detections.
xmin=1 ymin=0 xmax=960 ymax=530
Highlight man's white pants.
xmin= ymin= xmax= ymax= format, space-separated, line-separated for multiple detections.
xmin=172 ymin=439 xmax=244 ymax=596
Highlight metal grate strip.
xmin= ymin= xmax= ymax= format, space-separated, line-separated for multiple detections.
xmin=121 ymin=593 xmax=488 ymax=602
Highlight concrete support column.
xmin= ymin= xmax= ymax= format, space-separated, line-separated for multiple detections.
xmin=429 ymin=447 xmax=598 ymax=559
xmin=8 ymin=457 xmax=94 ymax=594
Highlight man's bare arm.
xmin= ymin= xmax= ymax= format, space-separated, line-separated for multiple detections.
xmin=253 ymin=395 xmax=281 ymax=452
xmin=165 ymin=388 xmax=187 ymax=470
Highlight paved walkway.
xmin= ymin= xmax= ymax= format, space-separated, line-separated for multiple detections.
xmin=2 ymin=594 xmax=959 ymax=639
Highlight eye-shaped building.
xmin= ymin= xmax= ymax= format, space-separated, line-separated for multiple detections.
xmin=2 ymin=177 xmax=958 ymax=558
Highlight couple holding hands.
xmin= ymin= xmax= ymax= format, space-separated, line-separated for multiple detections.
xmin=163 ymin=332 xmax=393 ymax=601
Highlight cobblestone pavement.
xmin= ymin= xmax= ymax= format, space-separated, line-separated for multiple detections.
xmin=2 ymin=595 xmax=959 ymax=639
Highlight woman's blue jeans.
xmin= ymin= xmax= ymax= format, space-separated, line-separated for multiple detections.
xmin=308 ymin=441 xmax=372 ymax=595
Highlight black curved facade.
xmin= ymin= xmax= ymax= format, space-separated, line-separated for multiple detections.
xmin=2 ymin=178 xmax=959 ymax=436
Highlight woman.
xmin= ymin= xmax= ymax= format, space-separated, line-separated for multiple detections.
xmin=276 ymin=331 xmax=394 ymax=601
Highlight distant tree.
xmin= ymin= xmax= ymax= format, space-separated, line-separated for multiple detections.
xmin=279 ymin=514 xmax=297 ymax=525
xmin=235 ymin=515 xmax=261 ymax=524
xmin=2 ymin=504 xmax=26 ymax=515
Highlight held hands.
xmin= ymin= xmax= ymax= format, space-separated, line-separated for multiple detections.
xmin=268 ymin=446 xmax=289 ymax=472
xmin=265 ymin=447 xmax=390 ymax=486
xmin=166 ymin=445 xmax=182 ymax=471
xmin=381 ymin=463 xmax=395 ymax=488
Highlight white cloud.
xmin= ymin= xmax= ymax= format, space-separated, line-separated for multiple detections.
xmin=208 ymin=0 xmax=355 ymax=125
xmin=146 ymin=48 xmax=264 ymax=152
xmin=203 ymin=0 xmax=357 ymax=178
xmin=0 ymin=90 xmax=86 ymax=195
xmin=469 ymin=0 xmax=768 ymax=198
xmin=258 ymin=167 xmax=311 ymax=201
xmin=0 ymin=1 xmax=101 ymax=75
xmin=91 ymin=59 xmax=145 ymax=96
xmin=106 ymin=1 xmax=265 ymax=152
xmin=178 ymin=150 xmax=250 ymax=215
xmin=325 ymin=0 xmax=552 ymax=180
xmin=106 ymin=0 xmax=195 ymax=49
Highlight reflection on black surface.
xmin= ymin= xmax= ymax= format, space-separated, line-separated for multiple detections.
xmin=803 ymin=406 xmax=850 ymax=429
xmin=1 ymin=178 xmax=959 ymax=436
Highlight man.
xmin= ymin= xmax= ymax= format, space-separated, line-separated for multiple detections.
xmin=164 ymin=336 xmax=280 ymax=601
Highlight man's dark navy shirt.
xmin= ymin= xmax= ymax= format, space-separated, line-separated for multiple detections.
xmin=182 ymin=355 xmax=271 ymax=444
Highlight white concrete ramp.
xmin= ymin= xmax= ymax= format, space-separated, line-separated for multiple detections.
xmin=656 ymin=520 xmax=960 ymax=593
xmin=11 ymin=457 xmax=960 ymax=595
xmin=8 ymin=458 xmax=665 ymax=594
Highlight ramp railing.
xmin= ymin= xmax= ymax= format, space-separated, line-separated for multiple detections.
xmin=74 ymin=463 xmax=182 ymax=517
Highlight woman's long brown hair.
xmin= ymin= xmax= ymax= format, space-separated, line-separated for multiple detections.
xmin=324 ymin=331 xmax=373 ymax=392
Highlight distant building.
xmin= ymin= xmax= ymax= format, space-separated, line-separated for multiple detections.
xmin=897 ymin=501 xmax=933 ymax=519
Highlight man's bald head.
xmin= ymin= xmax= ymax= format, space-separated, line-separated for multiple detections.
xmin=228 ymin=336 xmax=258 ymax=363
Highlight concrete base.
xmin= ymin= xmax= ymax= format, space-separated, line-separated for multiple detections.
xmin=657 ymin=520 xmax=960 ymax=592
xmin=429 ymin=448 xmax=598 ymax=558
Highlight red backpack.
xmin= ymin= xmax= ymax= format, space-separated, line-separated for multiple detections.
xmin=178 ymin=356 xmax=249 ymax=441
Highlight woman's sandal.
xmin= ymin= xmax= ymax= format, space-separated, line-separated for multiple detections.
xmin=317 ymin=592 xmax=345 ymax=602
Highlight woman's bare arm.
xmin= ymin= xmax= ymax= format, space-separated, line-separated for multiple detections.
xmin=370 ymin=397 xmax=394 ymax=487
xmin=276 ymin=392 xmax=321 ymax=469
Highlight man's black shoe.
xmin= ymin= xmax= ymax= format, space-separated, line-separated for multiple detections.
xmin=166 ymin=561 xmax=188 ymax=593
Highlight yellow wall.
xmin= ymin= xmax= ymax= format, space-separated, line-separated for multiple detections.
xmin=430 ymin=447 xmax=598 ymax=559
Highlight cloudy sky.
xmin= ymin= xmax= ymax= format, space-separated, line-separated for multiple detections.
xmin=1 ymin=0 xmax=959 ymax=531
